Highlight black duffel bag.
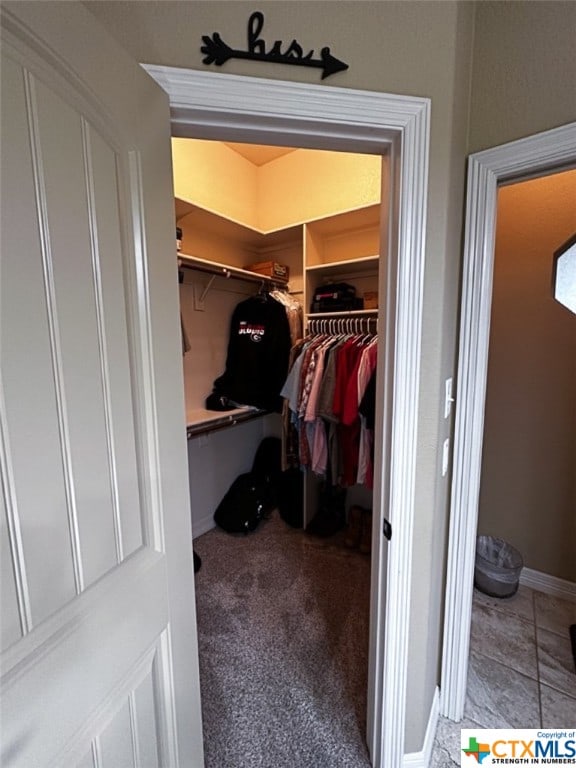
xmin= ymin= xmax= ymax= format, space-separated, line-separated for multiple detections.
xmin=214 ymin=472 xmax=275 ymax=534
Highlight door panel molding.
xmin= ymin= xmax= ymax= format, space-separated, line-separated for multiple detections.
xmin=144 ymin=64 xmax=430 ymax=768
xmin=81 ymin=117 xmax=124 ymax=565
xmin=24 ymin=67 xmax=86 ymax=596
xmin=440 ymin=121 xmax=576 ymax=720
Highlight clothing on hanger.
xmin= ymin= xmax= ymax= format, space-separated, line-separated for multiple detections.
xmin=269 ymin=288 xmax=303 ymax=346
xmin=280 ymin=326 xmax=378 ymax=488
xmin=207 ymin=291 xmax=292 ymax=412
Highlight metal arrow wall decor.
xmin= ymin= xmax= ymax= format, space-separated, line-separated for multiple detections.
xmin=201 ymin=11 xmax=349 ymax=80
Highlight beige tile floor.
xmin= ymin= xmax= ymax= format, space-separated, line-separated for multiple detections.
xmin=431 ymin=585 xmax=576 ymax=766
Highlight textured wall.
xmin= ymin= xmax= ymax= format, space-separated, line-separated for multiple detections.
xmin=83 ymin=0 xmax=474 ymax=751
xmin=469 ymin=1 xmax=576 ymax=152
xmin=479 ymin=171 xmax=576 ymax=582
xmin=172 ymin=138 xmax=381 ymax=231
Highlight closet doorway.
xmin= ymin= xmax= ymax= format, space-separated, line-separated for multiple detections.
xmin=463 ymin=169 xmax=576 ymax=727
xmin=177 ymin=138 xmax=382 ymax=766
xmin=145 ymin=65 xmax=430 ymax=768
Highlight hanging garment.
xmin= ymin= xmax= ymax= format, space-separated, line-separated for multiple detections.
xmin=356 ymin=340 xmax=378 ymax=486
xmin=269 ymin=289 xmax=303 ymax=346
xmin=333 ymin=339 xmax=364 ymax=487
xmin=281 ymin=328 xmax=377 ymax=488
xmin=281 ymin=339 xmax=306 ymax=471
xmin=207 ymin=293 xmax=291 ymax=412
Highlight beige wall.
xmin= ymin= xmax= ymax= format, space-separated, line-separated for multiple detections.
xmin=469 ymin=1 xmax=576 ymax=152
xmin=84 ymin=1 xmax=474 ymax=750
xmin=479 ymin=171 xmax=576 ymax=583
xmin=83 ymin=0 xmax=576 ymax=753
xmin=172 ymin=139 xmax=381 ymax=231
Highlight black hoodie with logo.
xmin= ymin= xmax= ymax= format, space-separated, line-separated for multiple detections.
xmin=206 ymin=294 xmax=291 ymax=412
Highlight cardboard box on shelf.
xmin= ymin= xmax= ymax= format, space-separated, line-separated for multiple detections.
xmin=363 ymin=291 xmax=378 ymax=309
xmin=245 ymin=261 xmax=289 ymax=280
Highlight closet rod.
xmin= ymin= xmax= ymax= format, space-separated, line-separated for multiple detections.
xmin=186 ymin=408 xmax=269 ymax=439
xmin=308 ymin=315 xmax=378 ymax=336
xmin=179 ymin=253 xmax=288 ymax=289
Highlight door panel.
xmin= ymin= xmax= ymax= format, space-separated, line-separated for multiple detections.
xmin=88 ymin=127 xmax=142 ymax=560
xmin=1 ymin=3 xmax=203 ymax=765
xmin=99 ymin=699 xmax=136 ymax=768
xmin=132 ymin=670 xmax=162 ymax=767
xmin=33 ymin=73 xmax=121 ymax=589
xmin=1 ymin=52 xmax=76 ymax=629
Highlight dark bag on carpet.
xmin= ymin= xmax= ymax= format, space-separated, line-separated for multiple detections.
xmin=214 ymin=472 xmax=275 ymax=534
xmin=252 ymin=437 xmax=282 ymax=484
xmin=277 ymin=468 xmax=304 ymax=528
xmin=252 ymin=436 xmax=282 ymax=507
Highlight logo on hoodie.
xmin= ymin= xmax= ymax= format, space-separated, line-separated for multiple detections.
xmin=239 ymin=321 xmax=265 ymax=342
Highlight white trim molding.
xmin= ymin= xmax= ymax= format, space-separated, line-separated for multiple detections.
xmin=403 ymin=687 xmax=440 ymax=768
xmin=191 ymin=514 xmax=215 ymax=540
xmin=143 ymin=65 xmax=430 ymax=768
xmin=440 ymin=122 xmax=576 ymax=722
xmin=520 ymin=568 xmax=576 ymax=602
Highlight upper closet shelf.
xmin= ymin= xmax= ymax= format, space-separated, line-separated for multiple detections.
xmin=179 ymin=253 xmax=289 ymax=288
xmin=305 ymin=254 xmax=379 ymax=276
xmin=308 ymin=308 xmax=379 ymax=318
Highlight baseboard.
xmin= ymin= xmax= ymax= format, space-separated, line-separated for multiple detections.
xmin=520 ymin=567 xmax=576 ymax=602
xmin=403 ymin=687 xmax=439 ymax=768
xmin=191 ymin=513 xmax=215 ymax=539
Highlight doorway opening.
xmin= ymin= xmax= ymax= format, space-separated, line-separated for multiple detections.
xmin=440 ymin=122 xmax=576 ymax=722
xmin=175 ymin=137 xmax=384 ymax=766
xmin=459 ymin=169 xmax=576 ymax=728
xmin=143 ymin=64 xmax=430 ymax=768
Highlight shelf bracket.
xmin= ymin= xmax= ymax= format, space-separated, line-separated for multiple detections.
xmin=198 ymin=274 xmax=217 ymax=303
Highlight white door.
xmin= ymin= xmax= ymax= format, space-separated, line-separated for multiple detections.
xmin=0 ymin=4 xmax=203 ymax=766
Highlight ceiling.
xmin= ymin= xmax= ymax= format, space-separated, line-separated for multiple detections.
xmin=224 ymin=142 xmax=298 ymax=166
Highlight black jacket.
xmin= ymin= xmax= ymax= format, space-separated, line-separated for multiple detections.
xmin=207 ymin=295 xmax=291 ymax=412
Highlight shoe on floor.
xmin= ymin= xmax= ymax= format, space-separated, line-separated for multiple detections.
xmin=344 ymin=505 xmax=364 ymax=548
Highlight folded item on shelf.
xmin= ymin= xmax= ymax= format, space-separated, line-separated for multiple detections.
xmin=310 ymin=282 xmax=363 ymax=313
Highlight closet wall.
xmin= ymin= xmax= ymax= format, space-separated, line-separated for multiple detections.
xmin=175 ymin=140 xmax=384 ymax=536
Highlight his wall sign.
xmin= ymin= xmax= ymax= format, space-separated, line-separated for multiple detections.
xmin=201 ymin=11 xmax=349 ymax=80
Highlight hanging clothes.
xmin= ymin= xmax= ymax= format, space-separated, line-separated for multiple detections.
xmin=206 ymin=292 xmax=292 ymax=412
xmin=269 ymin=289 xmax=303 ymax=346
xmin=280 ymin=324 xmax=378 ymax=488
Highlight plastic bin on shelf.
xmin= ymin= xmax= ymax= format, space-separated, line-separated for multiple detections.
xmin=474 ymin=535 xmax=523 ymax=598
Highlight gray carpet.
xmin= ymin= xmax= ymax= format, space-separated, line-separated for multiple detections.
xmin=193 ymin=511 xmax=373 ymax=768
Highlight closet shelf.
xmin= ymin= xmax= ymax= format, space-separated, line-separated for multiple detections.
xmin=305 ymin=255 xmax=379 ymax=276
xmin=186 ymin=406 xmax=269 ymax=439
xmin=307 ymin=308 xmax=378 ymax=318
xmin=179 ymin=253 xmax=288 ymax=288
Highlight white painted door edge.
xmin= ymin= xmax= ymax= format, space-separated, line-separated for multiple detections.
xmin=440 ymin=121 xmax=576 ymax=722
xmin=142 ymin=65 xmax=430 ymax=768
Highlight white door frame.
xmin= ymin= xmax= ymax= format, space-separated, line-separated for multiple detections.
xmin=440 ymin=121 xmax=576 ymax=721
xmin=143 ymin=65 xmax=429 ymax=768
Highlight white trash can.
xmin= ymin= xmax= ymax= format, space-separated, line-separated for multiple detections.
xmin=474 ymin=535 xmax=523 ymax=598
